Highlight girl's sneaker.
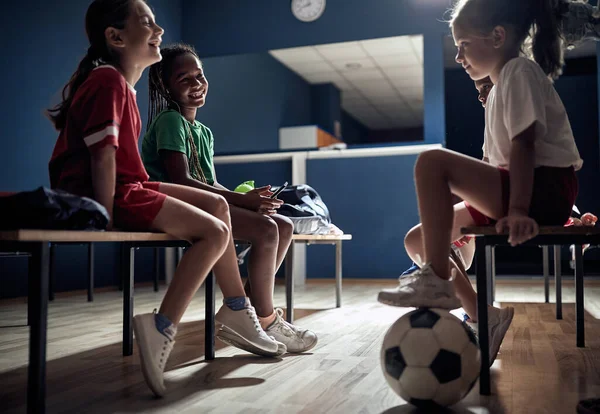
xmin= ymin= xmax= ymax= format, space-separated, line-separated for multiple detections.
xmin=465 ymin=306 xmax=514 ymax=366
xmin=264 ymin=308 xmax=318 ymax=353
xmin=215 ymin=298 xmax=286 ymax=357
xmin=133 ymin=311 xmax=177 ymax=397
xmin=377 ymin=263 xmax=462 ymax=309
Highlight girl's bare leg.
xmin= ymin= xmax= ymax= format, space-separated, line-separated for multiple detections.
xmin=150 ymin=196 xmax=229 ymax=324
xmin=229 ymin=206 xmax=289 ymax=316
xmin=414 ymin=149 xmax=504 ymax=280
xmin=157 ymin=182 xmax=246 ymax=298
xmin=404 ymin=203 xmax=479 ymax=319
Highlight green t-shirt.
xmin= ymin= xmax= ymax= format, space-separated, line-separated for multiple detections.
xmin=142 ymin=109 xmax=215 ymax=185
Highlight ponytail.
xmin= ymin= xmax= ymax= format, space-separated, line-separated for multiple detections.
xmin=528 ymin=0 xmax=565 ymax=79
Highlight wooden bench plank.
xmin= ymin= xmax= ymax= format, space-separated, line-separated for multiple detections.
xmin=462 ymin=226 xmax=600 ymax=236
xmin=0 ymin=230 xmax=352 ymax=243
xmin=291 ymin=234 xmax=352 ymax=241
xmin=0 ymin=230 xmax=181 ymax=242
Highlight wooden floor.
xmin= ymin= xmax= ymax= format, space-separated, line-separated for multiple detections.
xmin=1 ymin=279 xmax=600 ymax=414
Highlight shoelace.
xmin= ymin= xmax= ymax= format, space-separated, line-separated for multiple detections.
xmin=245 ymin=307 xmax=262 ymax=333
xmin=158 ymin=339 xmax=174 ymax=369
xmin=272 ymin=309 xmax=299 ymax=338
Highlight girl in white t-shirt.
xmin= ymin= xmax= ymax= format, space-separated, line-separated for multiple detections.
xmin=378 ymin=0 xmax=583 ymax=363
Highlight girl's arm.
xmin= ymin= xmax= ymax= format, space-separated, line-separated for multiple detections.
xmin=90 ymin=145 xmax=117 ymax=230
xmin=508 ymin=123 xmax=536 ymax=216
xmin=161 ymin=151 xmax=281 ymax=212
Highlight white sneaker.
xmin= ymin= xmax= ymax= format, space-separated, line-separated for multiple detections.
xmin=265 ymin=308 xmax=318 ymax=353
xmin=377 ymin=264 xmax=462 ymax=309
xmin=133 ymin=312 xmax=176 ymax=397
xmin=215 ymin=298 xmax=286 ymax=357
xmin=466 ymin=306 xmax=514 ymax=366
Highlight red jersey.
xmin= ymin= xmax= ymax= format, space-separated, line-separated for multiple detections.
xmin=49 ymin=66 xmax=150 ymax=199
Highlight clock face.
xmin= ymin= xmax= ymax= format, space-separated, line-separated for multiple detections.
xmin=291 ymin=0 xmax=326 ymax=22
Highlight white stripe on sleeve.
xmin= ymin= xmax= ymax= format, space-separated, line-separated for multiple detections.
xmin=83 ymin=125 xmax=119 ymax=147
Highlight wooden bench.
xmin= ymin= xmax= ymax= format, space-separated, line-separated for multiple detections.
xmin=0 ymin=229 xmax=351 ymax=414
xmin=461 ymin=225 xmax=600 ymax=397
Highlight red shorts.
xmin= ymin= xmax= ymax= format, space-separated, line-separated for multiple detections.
xmin=113 ymin=181 xmax=166 ymax=231
xmin=464 ymin=166 xmax=578 ymax=227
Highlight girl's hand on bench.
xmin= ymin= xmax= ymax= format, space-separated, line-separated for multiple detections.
xmin=495 ymin=211 xmax=539 ymax=246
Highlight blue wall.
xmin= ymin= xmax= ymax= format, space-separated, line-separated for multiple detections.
xmin=0 ymin=0 xmax=183 ymax=298
xmin=306 ymin=155 xmax=420 ymax=278
xmin=341 ymin=111 xmax=370 ymax=145
xmin=311 ymin=83 xmax=341 ymax=137
xmin=197 ymin=53 xmax=313 ymax=154
xmin=445 ymin=69 xmax=485 ymax=159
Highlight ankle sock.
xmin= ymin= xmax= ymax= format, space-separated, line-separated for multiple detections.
xmin=258 ymin=311 xmax=277 ymax=329
xmin=224 ymin=296 xmax=247 ymax=311
xmin=154 ymin=312 xmax=173 ymax=338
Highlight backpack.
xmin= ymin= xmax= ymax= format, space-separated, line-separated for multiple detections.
xmin=275 ymin=184 xmax=332 ymax=234
xmin=0 ymin=187 xmax=109 ymax=231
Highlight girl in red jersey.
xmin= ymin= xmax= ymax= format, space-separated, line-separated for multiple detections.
xmin=47 ymin=0 xmax=283 ymax=398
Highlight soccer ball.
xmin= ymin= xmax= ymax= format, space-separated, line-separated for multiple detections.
xmin=380 ymin=308 xmax=480 ymax=408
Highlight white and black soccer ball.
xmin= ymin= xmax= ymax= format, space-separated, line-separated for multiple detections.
xmin=380 ymin=308 xmax=480 ymax=409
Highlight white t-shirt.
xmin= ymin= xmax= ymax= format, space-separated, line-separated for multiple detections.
xmin=483 ymin=57 xmax=583 ymax=171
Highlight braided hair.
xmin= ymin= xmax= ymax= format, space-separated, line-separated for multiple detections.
xmin=47 ymin=0 xmax=138 ymax=130
xmin=148 ymin=43 xmax=207 ymax=183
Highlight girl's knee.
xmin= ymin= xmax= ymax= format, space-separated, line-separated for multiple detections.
xmin=415 ymin=148 xmax=448 ymax=173
xmin=254 ymin=215 xmax=279 ymax=245
xmin=211 ymin=195 xmax=230 ymax=223
xmin=404 ymin=225 xmax=422 ymax=252
xmin=206 ymin=219 xmax=230 ymax=253
xmin=274 ymin=215 xmax=294 ymax=240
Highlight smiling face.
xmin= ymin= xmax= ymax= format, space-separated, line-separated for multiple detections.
xmin=474 ymin=77 xmax=493 ymax=107
xmin=166 ymin=53 xmax=208 ymax=109
xmin=116 ymin=0 xmax=164 ymax=68
xmin=452 ymin=24 xmax=500 ymax=82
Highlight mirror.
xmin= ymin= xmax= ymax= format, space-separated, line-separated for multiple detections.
xmin=197 ymin=35 xmax=424 ymax=154
xmin=270 ymin=35 xmax=424 ymax=146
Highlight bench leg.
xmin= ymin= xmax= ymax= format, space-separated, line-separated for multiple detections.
xmin=554 ymin=245 xmax=562 ymax=320
xmin=491 ymin=246 xmax=496 ymax=302
xmin=153 ymin=248 xmax=160 ymax=292
xmin=118 ymin=246 xmax=124 ymax=292
xmin=485 ymin=245 xmax=494 ymax=304
xmin=542 ymin=246 xmax=550 ymax=303
xmin=205 ymin=271 xmax=215 ymax=360
xmin=87 ymin=243 xmax=94 ymax=302
xmin=48 ymin=244 xmax=55 ymax=302
xmin=122 ymin=245 xmax=134 ymax=357
xmin=475 ymin=237 xmax=490 ymax=396
xmin=28 ymin=242 xmax=49 ymax=414
xmin=575 ymin=244 xmax=585 ymax=348
xmin=335 ymin=240 xmax=342 ymax=308
xmin=285 ymin=243 xmax=295 ymax=323
xmin=176 ymin=247 xmax=183 ymax=265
